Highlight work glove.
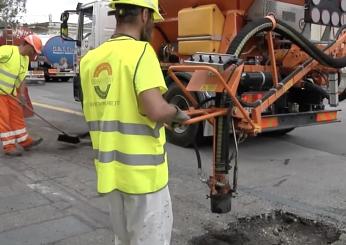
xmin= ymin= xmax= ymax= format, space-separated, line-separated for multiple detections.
xmin=170 ymin=105 xmax=190 ymax=128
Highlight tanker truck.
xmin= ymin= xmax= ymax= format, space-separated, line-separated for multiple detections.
xmin=40 ymin=35 xmax=77 ymax=82
xmin=61 ymin=0 xmax=346 ymax=146
xmin=26 ymin=35 xmax=77 ymax=83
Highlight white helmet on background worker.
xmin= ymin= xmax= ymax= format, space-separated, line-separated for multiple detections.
xmin=109 ymin=0 xmax=163 ymax=21
xmin=24 ymin=34 xmax=42 ymax=54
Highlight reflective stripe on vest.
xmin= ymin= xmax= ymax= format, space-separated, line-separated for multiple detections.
xmin=88 ymin=120 xmax=162 ymax=138
xmin=0 ymin=79 xmax=14 ymax=89
xmin=94 ymin=149 xmax=165 ymax=165
xmin=0 ymin=68 xmax=18 ymax=79
xmin=0 ymin=46 xmax=29 ymax=95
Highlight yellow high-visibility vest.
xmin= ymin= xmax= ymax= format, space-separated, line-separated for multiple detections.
xmin=0 ymin=45 xmax=29 ymax=95
xmin=80 ymin=36 xmax=169 ymax=194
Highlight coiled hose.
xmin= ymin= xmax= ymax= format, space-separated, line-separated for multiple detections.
xmin=228 ymin=18 xmax=346 ymax=69
xmin=227 ymin=18 xmax=346 ymax=105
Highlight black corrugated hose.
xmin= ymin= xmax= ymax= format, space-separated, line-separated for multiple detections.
xmin=228 ymin=18 xmax=346 ymax=105
xmin=228 ymin=18 xmax=346 ymax=69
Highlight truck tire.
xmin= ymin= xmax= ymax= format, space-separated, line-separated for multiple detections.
xmin=60 ymin=77 xmax=70 ymax=82
xmin=164 ymin=83 xmax=201 ymax=147
xmin=44 ymin=74 xmax=51 ymax=82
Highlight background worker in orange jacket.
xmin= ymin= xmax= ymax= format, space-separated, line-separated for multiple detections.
xmin=0 ymin=34 xmax=43 ymax=156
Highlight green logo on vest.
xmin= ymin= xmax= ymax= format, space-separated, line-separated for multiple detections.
xmin=92 ymin=63 xmax=112 ymax=99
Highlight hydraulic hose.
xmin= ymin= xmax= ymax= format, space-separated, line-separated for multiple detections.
xmin=228 ymin=18 xmax=346 ymax=69
xmin=303 ymin=80 xmax=329 ymax=98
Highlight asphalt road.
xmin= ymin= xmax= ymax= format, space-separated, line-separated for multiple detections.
xmin=0 ymin=80 xmax=346 ymax=244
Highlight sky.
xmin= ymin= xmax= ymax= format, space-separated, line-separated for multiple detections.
xmin=21 ymin=0 xmax=89 ymax=24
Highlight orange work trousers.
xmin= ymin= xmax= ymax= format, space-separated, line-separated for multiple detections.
xmin=0 ymin=95 xmax=33 ymax=153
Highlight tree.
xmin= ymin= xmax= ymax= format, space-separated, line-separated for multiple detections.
xmin=0 ymin=0 xmax=27 ymax=27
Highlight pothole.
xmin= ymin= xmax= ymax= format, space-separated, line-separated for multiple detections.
xmin=190 ymin=210 xmax=344 ymax=245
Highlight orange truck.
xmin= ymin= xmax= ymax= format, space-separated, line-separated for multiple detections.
xmin=61 ymin=0 xmax=346 ymax=146
xmin=61 ymin=0 xmax=346 ymax=212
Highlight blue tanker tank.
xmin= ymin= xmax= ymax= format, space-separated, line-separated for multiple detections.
xmin=42 ymin=36 xmax=76 ymax=82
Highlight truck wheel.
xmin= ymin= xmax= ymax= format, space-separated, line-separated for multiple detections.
xmin=44 ymin=75 xmax=51 ymax=82
xmin=164 ymin=83 xmax=201 ymax=147
xmin=60 ymin=77 xmax=70 ymax=82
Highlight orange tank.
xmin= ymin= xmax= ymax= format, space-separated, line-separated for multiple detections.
xmin=154 ymin=0 xmax=255 ymax=45
xmin=152 ymin=0 xmax=305 ymax=57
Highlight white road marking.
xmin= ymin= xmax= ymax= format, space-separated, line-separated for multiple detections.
xmin=32 ymin=101 xmax=84 ymax=117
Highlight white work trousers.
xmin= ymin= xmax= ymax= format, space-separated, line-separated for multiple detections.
xmin=108 ymin=186 xmax=173 ymax=245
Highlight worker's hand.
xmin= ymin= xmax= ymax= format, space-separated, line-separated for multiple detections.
xmin=170 ymin=105 xmax=190 ymax=128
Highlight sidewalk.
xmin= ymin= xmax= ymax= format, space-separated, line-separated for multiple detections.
xmin=0 ymin=131 xmax=114 ymax=245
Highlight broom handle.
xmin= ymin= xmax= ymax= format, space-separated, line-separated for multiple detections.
xmin=0 ymin=86 xmax=67 ymax=134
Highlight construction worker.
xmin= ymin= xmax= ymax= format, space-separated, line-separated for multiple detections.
xmin=0 ymin=34 xmax=43 ymax=156
xmin=80 ymin=0 xmax=190 ymax=244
